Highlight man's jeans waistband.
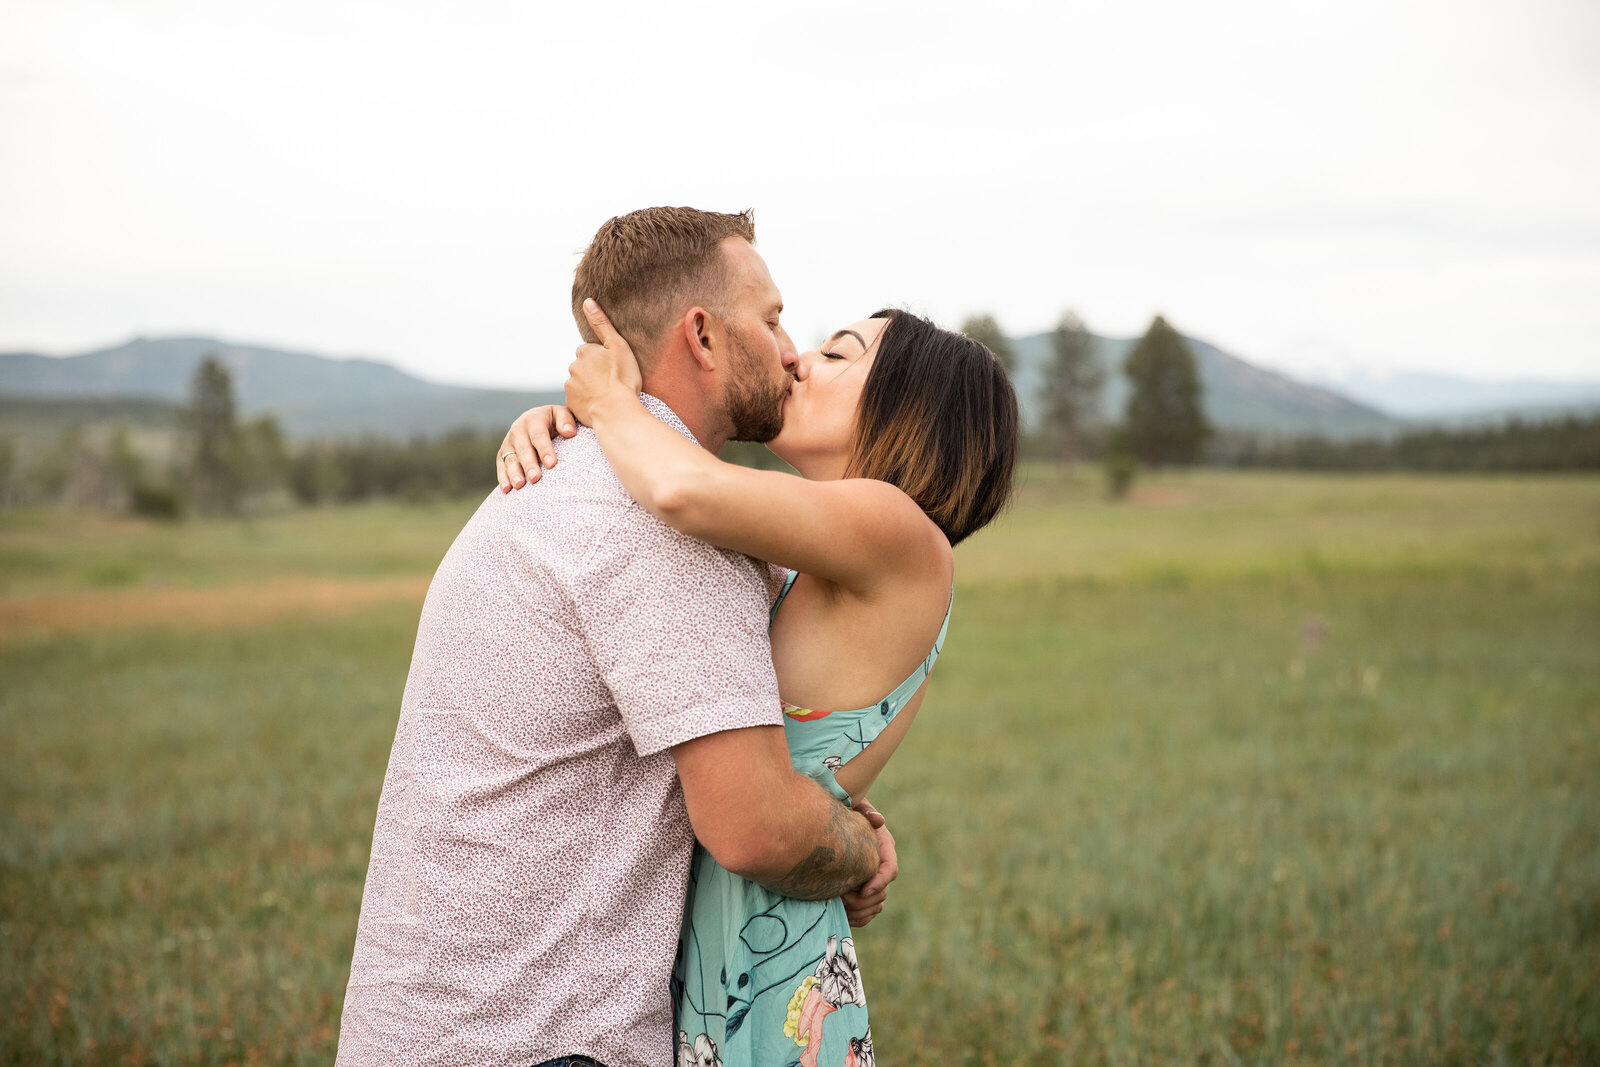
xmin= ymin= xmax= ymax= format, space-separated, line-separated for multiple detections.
xmin=529 ymin=1057 xmax=606 ymax=1067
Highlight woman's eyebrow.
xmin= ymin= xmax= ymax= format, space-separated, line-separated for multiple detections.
xmin=825 ymin=328 xmax=868 ymax=350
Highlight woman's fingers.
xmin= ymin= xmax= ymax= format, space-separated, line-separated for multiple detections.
xmin=553 ymin=405 xmax=578 ymax=438
xmin=843 ymin=885 xmax=888 ymax=909
xmin=566 ymin=300 xmax=642 ymax=420
xmin=571 ymin=299 xmax=643 ymax=397
xmin=842 ymin=805 xmax=895 ymax=928
xmin=854 ymin=799 xmax=886 ymax=830
xmin=499 ymin=406 xmax=577 ymax=491
xmin=517 ymin=417 xmax=556 ymax=477
xmin=842 ymin=884 xmax=887 ymax=927
xmin=582 ymin=298 xmax=620 ymax=346
xmin=497 ymin=435 xmax=524 ymax=492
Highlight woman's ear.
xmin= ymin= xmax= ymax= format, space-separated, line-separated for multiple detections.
xmin=679 ymin=307 xmax=718 ymax=372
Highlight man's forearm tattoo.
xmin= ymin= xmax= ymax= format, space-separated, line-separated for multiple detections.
xmin=760 ymin=802 xmax=876 ymax=901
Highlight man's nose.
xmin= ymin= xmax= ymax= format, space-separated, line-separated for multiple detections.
xmin=791 ymin=349 xmax=817 ymax=381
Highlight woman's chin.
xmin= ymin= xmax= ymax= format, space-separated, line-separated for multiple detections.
xmin=769 ymin=402 xmax=797 ymax=454
xmin=766 ymin=435 xmax=797 ymax=468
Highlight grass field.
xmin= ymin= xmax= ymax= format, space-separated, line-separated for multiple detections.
xmin=2 ymin=469 xmax=1597 ymax=1065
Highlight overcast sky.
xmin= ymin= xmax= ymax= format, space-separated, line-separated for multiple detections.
xmin=2 ymin=0 xmax=1596 ymax=389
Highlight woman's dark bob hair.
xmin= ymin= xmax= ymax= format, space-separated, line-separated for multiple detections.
xmin=844 ymin=309 xmax=1019 ymax=546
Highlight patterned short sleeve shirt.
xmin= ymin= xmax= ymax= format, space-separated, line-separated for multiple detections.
xmin=337 ymin=396 xmax=784 ymax=1067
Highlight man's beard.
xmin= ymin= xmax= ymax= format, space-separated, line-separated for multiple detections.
xmin=724 ymin=325 xmax=789 ymax=443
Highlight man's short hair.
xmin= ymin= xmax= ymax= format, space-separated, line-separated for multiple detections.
xmin=571 ymin=207 xmax=757 ymax=359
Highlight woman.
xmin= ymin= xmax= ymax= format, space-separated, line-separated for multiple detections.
xmin=499 ymin=302 xmax=1017 ymax=1066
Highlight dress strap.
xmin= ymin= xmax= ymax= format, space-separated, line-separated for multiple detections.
xmin=784 ymin=586 xmax=954 ymax=806
xmin=768 ymin=569 xmax=800 ymax=625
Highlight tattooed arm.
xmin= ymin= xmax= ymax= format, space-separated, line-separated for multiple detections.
xmin=763 ymin=798 xmax=881 ymax=900
xmin=673 ymin=726 xmax=880 ymax=900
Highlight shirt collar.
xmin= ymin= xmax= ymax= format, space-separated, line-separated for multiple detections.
xmin=639 ymin=393 xmax=699 ymax=445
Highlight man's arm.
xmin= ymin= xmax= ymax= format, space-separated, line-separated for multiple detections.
xmin=672 ymin=726 xmax=879 ymax=899
xmin=564 ymin=475 xmax=876 ymax=896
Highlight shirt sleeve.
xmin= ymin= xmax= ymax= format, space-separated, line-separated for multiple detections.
xmin=571 ymin=510 xmax=783 ymax=757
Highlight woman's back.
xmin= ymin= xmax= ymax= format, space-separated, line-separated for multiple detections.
xmin=768 ymin=563 xmax=952 ymax=802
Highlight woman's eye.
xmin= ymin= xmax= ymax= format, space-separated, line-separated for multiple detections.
xmin=822 ymin=350 xmax=846 ymax=361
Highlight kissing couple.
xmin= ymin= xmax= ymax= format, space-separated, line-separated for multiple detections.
xmin=337 ymin=206 xmax=1018 ymax=1067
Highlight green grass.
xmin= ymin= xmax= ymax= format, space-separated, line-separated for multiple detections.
xmin=0 ymin=498 xmax=487 ymax=597
xmin=2 ymin=470 xmax=1597 ymax=1065
xmin=1 ymin=614 xmax=417 ymax=1065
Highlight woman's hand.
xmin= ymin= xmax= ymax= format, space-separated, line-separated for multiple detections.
xmin=842 ymin=799 xmax=897 ymax=927
xmin=564 ymin=298 xmax=643 ymax=426
xmin=497 ymin=404 xmax=578 ymax=492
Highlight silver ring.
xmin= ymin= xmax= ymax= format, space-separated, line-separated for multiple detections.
xmin=501 ymin=451 xmax=517 ymax=462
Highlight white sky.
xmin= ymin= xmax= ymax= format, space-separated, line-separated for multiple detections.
xmin=2 ymin=0 xmax=1597 ymax=388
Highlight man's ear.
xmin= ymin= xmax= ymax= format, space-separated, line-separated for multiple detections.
xmin=678 ymin=307 xmax=718 ymax=372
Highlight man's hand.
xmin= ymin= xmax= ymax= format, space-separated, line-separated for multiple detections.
xmin=842 ymin=798 xmax=898 ymax=927
xmin=673 ymin=727 xmax=880 ymax=900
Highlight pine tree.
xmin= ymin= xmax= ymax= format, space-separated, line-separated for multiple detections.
xmin=189 ymin=354 xmax=239 ymax=513
xmin=237 ymin=414 xmax=291 ymax=500
xmin=1122 ymin=315 xmax=1209 ymax=466
xmin=958 ymin=313 xmax=1017 ymax=374
xmin=1042 ymin=311 xmax=1105 ymax=463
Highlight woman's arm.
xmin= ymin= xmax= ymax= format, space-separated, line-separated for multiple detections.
xmin=569 ymin=302 xmax=949 ymax=594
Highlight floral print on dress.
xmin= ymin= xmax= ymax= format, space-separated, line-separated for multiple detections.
xmin=782 ymin=936 xmax=866 ymax=1067
xmin=847 ymin=1030 xmax=875 ymax=1067
xmin=782 ymin=701 xmax=832 ymax=722
xmin=676 ymin=1030 xmax=722 ymax=1067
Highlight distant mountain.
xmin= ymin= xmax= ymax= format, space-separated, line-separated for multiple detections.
xmin=0 ymin=337 xmax=562 ymax=438
xmin=1008 ymin=330 xmax=1401 ymax=439
xmin=1301 ymin=370 xmax=1600 ymax=422
xmin=16 ymin=330 xmax=1564 ymax=445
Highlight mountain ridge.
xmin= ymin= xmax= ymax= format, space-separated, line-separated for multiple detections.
xmin=1007 ymin=330 xmax=1400 ymax=438
xmin=5 ymin=331 xmax=1587 ymax=442
xmin=1302 ymin=369 xmax=1600 ymax=420
xmin=0 ymin=337 xmax=562 ymax=439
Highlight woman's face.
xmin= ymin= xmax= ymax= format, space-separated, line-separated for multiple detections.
xmin=768 ymin=317 xmax=889 ymax=478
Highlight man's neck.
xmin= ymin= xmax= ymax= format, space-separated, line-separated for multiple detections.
xmin=639 ymin=373 xmax=726 ymax=453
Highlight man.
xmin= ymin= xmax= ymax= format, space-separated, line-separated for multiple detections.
xmin=337 ymin=207 xmax=889 ymax=1067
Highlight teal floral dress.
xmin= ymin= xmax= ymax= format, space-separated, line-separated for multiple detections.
xmin=671 ymin=571 xmax=950 ymax=1067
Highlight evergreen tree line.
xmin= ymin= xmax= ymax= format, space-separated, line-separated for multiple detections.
xmin=962 ymin=311 xmax=1208 ymax=496
xmin=0 ymin=356 xmax=512 ymax=516
xmin=959 ymin=312 xmax=1600 ymax=485
xmin=965 ymin=309 xmax=1213 ymax=468
xmin=0 ymin=356 xmax=805 ymax=517
xmin=1207 ymin=416 xmax=1600 ymax=472
xmin=5 ymin=346 xmax=1595 ymax=517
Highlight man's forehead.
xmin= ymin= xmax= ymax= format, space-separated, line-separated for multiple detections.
xmin=721 ymin=237 xmax=781 ymax=306
xmin=720 ymin=235 xmax=761 ymax=268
